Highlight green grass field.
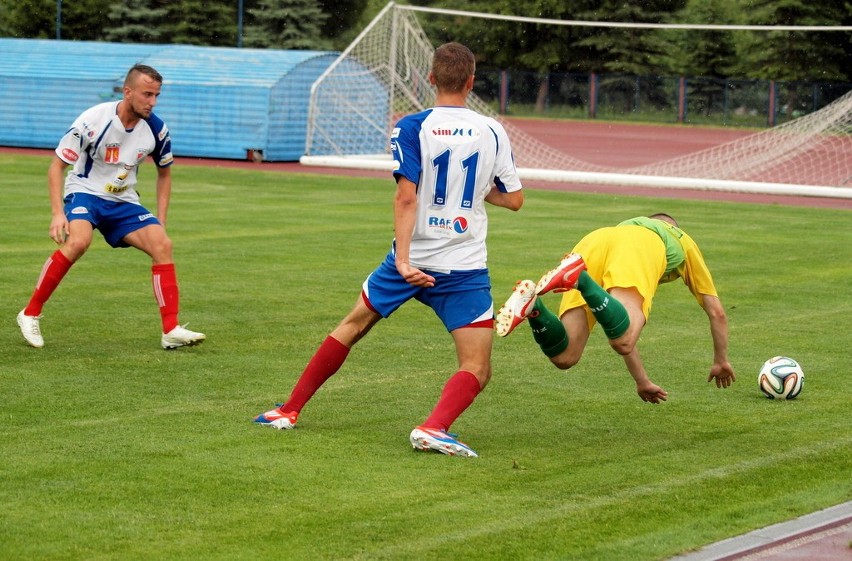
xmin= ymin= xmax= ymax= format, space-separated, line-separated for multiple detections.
xmin=1 ymin=154 xmax=850 ymax=560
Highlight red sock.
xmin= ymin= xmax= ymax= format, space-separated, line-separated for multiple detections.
xmin=422 ymin=370 xmax=482 ymax=432
xmin=282 ymin=336 xmax=350 ymax=414
xmin=152 ymin=264 xmax=179 ymax=333
xmin=24 ymin=250 xmax=73 ymax=316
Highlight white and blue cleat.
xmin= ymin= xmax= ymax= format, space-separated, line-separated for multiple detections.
xmin=410 ymin=426 xmax=478 ymax=457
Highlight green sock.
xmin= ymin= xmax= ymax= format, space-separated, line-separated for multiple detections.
xmin=528 ymin=298 xmax=568 ymax=357
xmin=576 ymin=271 xmax=630 ymax=339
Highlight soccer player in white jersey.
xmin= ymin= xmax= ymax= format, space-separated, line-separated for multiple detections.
xmin=255 ymin=42 xmax=524 ymax=457
xmin=16 ymin=64 xmax=205 ymax=350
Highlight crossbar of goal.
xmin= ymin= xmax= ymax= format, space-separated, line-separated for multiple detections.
xmin=398 ymin=4 xmax=852 ymax=32
xmin=298 ymin=155 xmax=852 ymax=199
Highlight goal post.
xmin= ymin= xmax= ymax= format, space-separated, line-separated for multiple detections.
xmin=301 ymin=2 xmax=852 ymax=199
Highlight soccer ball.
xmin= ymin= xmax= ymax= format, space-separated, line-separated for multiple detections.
xmin=758 ymin=356 xmax=804 ymax=400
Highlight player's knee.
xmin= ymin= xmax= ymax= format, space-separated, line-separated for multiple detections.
xmin=154 ymin=235 xmax=173 ymax=259
xmin=550 ymin=351 xmax=580 ymax=370
xmin=609 ymin=338 xmax=635 ymax=356
xmin=62 ymin=238 xmax=90 ymax=261
xmin=473 ymin=365 xmax=492 ymax=388
xmin=459 ymin=362 xmax=491 ymax=388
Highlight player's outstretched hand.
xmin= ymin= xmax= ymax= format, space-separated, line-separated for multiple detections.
xmin=707 ymin=361 xmax=736 ymax=388
xmin=637 ymin=381 xmax=668 ymax=404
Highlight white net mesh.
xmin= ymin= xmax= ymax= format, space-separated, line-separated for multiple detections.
xmin=304 ymin=3 xmax=852 ymax=196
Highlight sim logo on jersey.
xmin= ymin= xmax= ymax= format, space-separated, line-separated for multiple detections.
xmin=429 ymin=121 xmax=481 ymax=145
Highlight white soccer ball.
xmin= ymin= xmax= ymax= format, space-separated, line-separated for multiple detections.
xmin=758 ymin=356 xmax=804 ymax=400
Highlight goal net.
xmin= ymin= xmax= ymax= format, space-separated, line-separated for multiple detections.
xmin=302 ymin=2 xmax=852 ymax=199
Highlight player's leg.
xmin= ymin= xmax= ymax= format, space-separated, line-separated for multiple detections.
xmin=604 ymin=287 xmax=646 ymax=356
xmin=122 ymin=222 xmax=204 ymax=349
xmin=18 ymin=217 xmax=94 ymax=348
xmin=410 ymin=274 xmax=491 ymax=457
xmin=495 ymin=277 xmax=585 ymax=365
xmin=255 ymin=255 xmax=409 ymax=429
xmin=410 ymin=326 xmax=489 ymax=458
xmin=255 ymin=293 xmax=382 ymax=429
xmin=122 ymin=221 xmax=173 ymax=264
xmin=546 ymin=307 xmax=591 ymax=370
xmin=24 ymin=218 xmax=93 ymax=316
xmin=427 ymin=325 xmax=492 ymax=427
xmin=574 ymin=271 xmax=631 ymax=340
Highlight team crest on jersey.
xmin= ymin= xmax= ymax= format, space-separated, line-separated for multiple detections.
xmin=104 ymin=143 xmax=120 ymax=164
xmin=429 ymin=121 xmax=481 ymax=145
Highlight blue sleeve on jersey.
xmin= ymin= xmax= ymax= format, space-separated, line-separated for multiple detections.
xmin=486 ymin=125 xmax=511 ymax=192
xmin=488 ymin=125 xmax=499 ymax=155
xmin=391 ymin=110 xmax=431 ymax=185
xmin=145 ymin=112 xmax=174 ymax=168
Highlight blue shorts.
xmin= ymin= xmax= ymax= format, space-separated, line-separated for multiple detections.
xmin=64 ymin=192 xmax=160 ymax=248
xmin=362 ymin=254 xmax=494 ymax=332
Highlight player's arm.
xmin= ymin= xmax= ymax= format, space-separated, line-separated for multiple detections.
xmin=485 ymin=186 xmax=524 ymax=210
xmin=47 ymin=156 xmax=70 ymax=244
xmin=155 ymin=164 xmax=172 ymax=228
xmin=393 ymin=176 xmax=434 ymax=287
xmin=622 ymin=347 xmax=668 ymax=403
xmin=701 ymin=294 xmax=736 ymax=388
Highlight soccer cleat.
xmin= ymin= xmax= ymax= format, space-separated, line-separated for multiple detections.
xmin=495 ymin=279 xmax=537 ymax=337
xmin=254 ymin=406 xmax=298 ymax=430
xmin=161 ymin=325 xmax=206 ymax=350
xmin=535 ymin=253 xmax=587 ymax=295
xmin=410 ymin=426 xmax=478 ymax=457
xmin=17 ymin=310 xmax=44 ymax=348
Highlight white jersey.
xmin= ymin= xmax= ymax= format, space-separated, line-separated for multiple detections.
xmin=55 ymin=101 xmax=174 ymax=204
xmin=390 ymin=106 xmax=522 ymax=271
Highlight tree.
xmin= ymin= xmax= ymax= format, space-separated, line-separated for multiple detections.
xmin=669 ymin=0 xmax=740 ymax=116
xmin=734 ymin=0 xmax=849 ymax=81
xmin=316 ymin=0 xmax=369 ymax=39
xmin=57 ymin=0 xmax=112 ymax=40
xmin=419 ymin=0 xmax=595 ymax=72
xmin=163 ymin=0 xmax=236 ymax=46
xmin=574 ymin=1 xmax=686 ymax=75
xmin=0 ymin=1 xmax=14 ymax=36
xmin=105 ymin=0 xmax=169 ymax=44
xmin=0 ymin=0 xmax=111 ymax=40
xmin=732 ymin=0 xmax=850 ymax=116
xmin=244 ymin=0 xmax=330 ymax=50
xmin=419 ymin=0 xmax=599 ymax=112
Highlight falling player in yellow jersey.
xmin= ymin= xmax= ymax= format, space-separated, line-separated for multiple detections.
xmin=495 ymin=214 xmax=736 ymax=402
